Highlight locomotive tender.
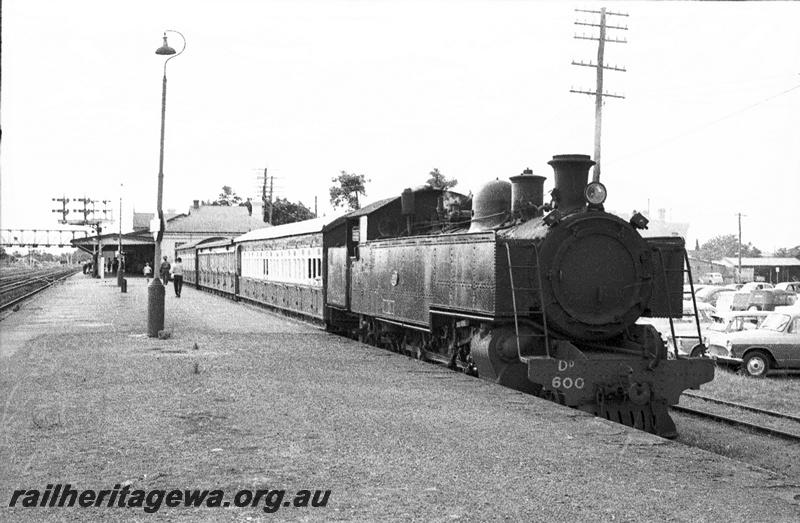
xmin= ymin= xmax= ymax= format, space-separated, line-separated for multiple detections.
xmin=179 ymin=154 xmax=714 ymax=438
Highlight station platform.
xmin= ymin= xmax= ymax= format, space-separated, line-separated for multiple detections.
xmin=1 ymin=274 xmax=798 ymax=522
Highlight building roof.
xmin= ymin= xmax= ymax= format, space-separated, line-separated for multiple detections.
xmin=132 ymin=212 xmax=179 ymax=231
xmin=133 ymin=204 xmax=266 ymax=234
xmin=70 ymin=230 xmax=154 ymax=249
xmin=165 ymin=204 xmax=267 ymax=234
xmin=719 ymin=257 xmax=800 ymax=267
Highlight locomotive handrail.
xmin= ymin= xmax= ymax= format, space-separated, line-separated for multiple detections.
xmin=532 ymin=243 xmax=550 ymax=358
xmin=655 ymin=247 xmax=680 ymax=359
xmin=504 ymin=242 xmax=550 ymax=360
xmin=654 ymin=246 xmax=705 ymax=359
xmin=684 ymin=249 xmax=705 ymax=354
xmin=504 ymin=243 xmax=523 ymax=359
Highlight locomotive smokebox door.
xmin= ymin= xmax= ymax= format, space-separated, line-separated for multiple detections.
xmin=536 ymin=213 xmax=654 ymax=341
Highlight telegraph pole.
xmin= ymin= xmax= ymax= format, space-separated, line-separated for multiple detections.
xmin=268 ymin=175 xmax=274 ymax=225
xmin=256 ymin=167 xmax=274 ymax=224
xmin=571 ymin=7 xmax=628 ymax=182
xmin=259 ymin=167 xmax=268 ymax=222
xmin=736 ymin=213 xmax=747 ymax=283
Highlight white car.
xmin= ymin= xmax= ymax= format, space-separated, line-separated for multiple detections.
xmin=637 ymin=301 xmax=715 ymax=356
xmin=702 ymin=311 xmax=770 ymax=358
xmin=739 ymin=281 xmax=774 ymax=293
xmin=775 ymin=282 xmax=800 ymax=293
xmin=700 ymin=272 xmax=724 ymax=285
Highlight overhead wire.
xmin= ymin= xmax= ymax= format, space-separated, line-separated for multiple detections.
xmin=606 ymin=81 xmax=800 ymax=166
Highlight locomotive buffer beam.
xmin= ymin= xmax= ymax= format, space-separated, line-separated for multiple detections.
xmin=525 ymin=348 xmax=715 ymax=438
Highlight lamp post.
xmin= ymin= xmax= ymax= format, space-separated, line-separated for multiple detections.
xmin=117 ymin=183 xmax=124 ymax=287
xmin=147 ymin=30 xmax=185 ymax=337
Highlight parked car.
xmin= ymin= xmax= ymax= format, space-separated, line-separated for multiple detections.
xmin=714 ymin=310 xmax=800 ymax=377
xmin=637 ymin=301 xmax=716 ymax=356
xmin=693 ymin=285 xmax=735 ymax=308
xmin=715 ymin=291 xmax=736 ymax=313
xmin=724 ymin=283 xmax=744 ymax=291
xmin=683 ymin=283 xmax=707 ymax=300
xmin=739 ymin=282 xmax=774 ymax=292
xmin=702 ymin=311 xmax=771 ymax=358
xmin=700 ymin=272 xmax=724 ymax=285
xmin=775 ymin=281 xmax=800 ymax=293
xmin=730 ymin=288 xmax=797 ymax=312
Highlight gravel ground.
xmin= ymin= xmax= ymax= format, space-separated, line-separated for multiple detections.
xmin=1 ymin=275 xmax=799 ymax=522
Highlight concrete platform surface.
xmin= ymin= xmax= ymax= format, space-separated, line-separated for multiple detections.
xmin=1 ymin=274 xmax=798 ymax=522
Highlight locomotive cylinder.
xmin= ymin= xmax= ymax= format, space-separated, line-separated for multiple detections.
xmin=547 ymin=154 xmax=595 ymax=214
xmin=509 ymin=168 xmax=547 ymax=220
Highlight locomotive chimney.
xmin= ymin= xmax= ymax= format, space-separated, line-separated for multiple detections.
xmin=547 ymin=154 xmax=595 ymax=215
xmin=509 ymin=168 xmax=546 ymax=220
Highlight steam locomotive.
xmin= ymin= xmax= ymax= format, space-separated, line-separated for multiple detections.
xmin=177 ymin=153 xmax=714 ymax=438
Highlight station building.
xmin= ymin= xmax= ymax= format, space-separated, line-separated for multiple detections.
xmin=718 ymin=257 xmax=800 ymax=284
xmin=72 ymin=200 xmax=268 ymax=277
xmin=686 ymin=255 xmax=800 ymax=284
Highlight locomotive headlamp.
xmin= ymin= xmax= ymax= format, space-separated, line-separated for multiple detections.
xmin=584 ymin=182 xmax=607 ymax=205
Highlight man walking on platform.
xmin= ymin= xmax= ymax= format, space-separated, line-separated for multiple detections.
xmin=159 ymin=256 xmax=171 ymax=287
xmin=170 ymin=257 xmax=184 ymax=297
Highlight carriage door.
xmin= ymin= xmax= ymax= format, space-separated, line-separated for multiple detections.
xmin=327 ymin=247 xmax=350 ymax=310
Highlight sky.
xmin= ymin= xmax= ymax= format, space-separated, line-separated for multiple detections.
xmin=2 ymin=0 xmax=799 ymax=253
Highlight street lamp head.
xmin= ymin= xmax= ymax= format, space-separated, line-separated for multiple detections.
xmin=155 ymin=33 xmax=176 ymax=55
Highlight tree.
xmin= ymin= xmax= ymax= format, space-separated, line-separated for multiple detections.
xmin=774 ymin=246 xmax=800 ymax=259
xmin=213 ymin=186 xmax=242 ymax=206
xmin=269 ymin=197 xmax=315 ymax=226
xmin=330 ymin=172 xmax=369 ymax=211
xmin=697 ymin=234 xmax=762 ymax=262
xmin=426 ymin=168 xmax=458 ymax=190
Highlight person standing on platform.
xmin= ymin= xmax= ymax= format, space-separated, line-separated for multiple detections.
xmin=170 ymin=257 xmax=184 ymax=298
xmin=143 ymin=262 xmax=153 ymax=282
xmin=160 ymin=256 xmax=171 ymax=287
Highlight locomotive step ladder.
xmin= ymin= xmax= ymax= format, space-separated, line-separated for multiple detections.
xmin=504 ymin=242 xmax=551 ymax=360
xmin=654 ymin=246 xmax=704 ymax=357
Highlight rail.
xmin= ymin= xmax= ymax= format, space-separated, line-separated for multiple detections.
xmin=672 ymin=393 xmax=800 ymax=443
xmin=0 ymin=266 xmax=80 ymax=312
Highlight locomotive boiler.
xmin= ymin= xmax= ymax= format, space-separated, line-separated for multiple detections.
xmin=333 ymin=154 xmax=714 ymax=438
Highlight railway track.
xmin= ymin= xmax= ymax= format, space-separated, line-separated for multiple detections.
xmin=673 ymin=391 xmax=800 ymax=443
xmin=0 ymin=266 xmax=80 ymax=312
